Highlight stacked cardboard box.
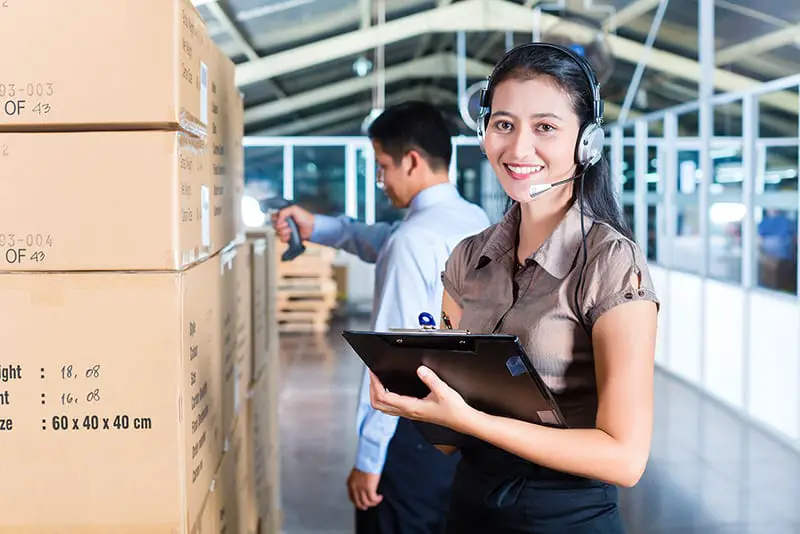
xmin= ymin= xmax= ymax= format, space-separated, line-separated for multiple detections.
xmin=247 ymin=230 xmax=284 ymax=533
xmin=0 ymin=1 xmax=268 ymax=532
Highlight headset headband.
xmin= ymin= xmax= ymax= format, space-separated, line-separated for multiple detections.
xmin=480 ymin=42 xmax=604 ymax=124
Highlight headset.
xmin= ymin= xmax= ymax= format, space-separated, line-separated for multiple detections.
xmin=476 ymin=42 xmax=605 ymax=170
xmin=476 ymin=42 xmax=607 ymax=334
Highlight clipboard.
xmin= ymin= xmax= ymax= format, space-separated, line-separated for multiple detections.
xmin=341 ymin=329 xmax=568 ymax=447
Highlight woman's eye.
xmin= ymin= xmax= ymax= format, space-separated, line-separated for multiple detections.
xmin=537 ymin=123 xmax=555 ymax=133
xmin=493 ymin=120 xmax=512 ymax=131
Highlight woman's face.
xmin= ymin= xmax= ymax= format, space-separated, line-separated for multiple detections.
xmin=483 ymin=76 xmax=581 ymax=204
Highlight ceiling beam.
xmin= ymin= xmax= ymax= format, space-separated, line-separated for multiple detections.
xmin=603 ymin=0 xmax=661 ymax=32
xmin=245 ymin=53 xmax=492 ymax=125
xmin=236 ymin=0 xmax=533 ymax=86
xmin=205 ymin=1 xmax=259 ymax=61
xmin=414 ymin=0 xmax=454 ymax=57
xmin=245 ymin=51 xmax=629 ymax=126
xmin=235 ymin=0 xmax=796 ymax=115
xmin=715 ymin=23 xmax=800 ymax=65
xmin=214 ymin=0 xmax=429 ymax=56
xmin=253 ymin=86 xmax=458 ymax=136
xmin=360 ymin=0 xmax=371 ymax=28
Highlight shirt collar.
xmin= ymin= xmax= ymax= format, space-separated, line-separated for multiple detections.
xmin=477 ymin=200 xmax=594 ymax=279
xmin=408 ymin=182 xmax=460 ymax=213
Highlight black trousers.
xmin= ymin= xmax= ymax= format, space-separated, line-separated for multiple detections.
xmin=355 ymin=418 xmax=460 ymax=534
xmin=445 ymin=443 xmax=625 ymax=534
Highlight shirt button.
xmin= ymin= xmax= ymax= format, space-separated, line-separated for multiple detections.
xmin=638 ymin=289 xmax=646 ymax=297
xmin=624 ymin=292 xmax=633 ymax=299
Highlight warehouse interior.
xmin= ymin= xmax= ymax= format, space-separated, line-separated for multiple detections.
xmin=1 ymin=0 xmax=798 ymax=533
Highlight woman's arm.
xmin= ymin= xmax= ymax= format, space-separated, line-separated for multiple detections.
xmin=434 ymin=290 xmax=463 ymax=456
xmin=460 ymin=299 xmax=657 ymax=487
xmin=370 ymin=296 xmax=658 ymax=486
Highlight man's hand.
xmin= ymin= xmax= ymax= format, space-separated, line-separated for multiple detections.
xmin=271 ymin=205 xmax=315 ymax=243
xmin=346 ymin=467 xmax=383 ymax=511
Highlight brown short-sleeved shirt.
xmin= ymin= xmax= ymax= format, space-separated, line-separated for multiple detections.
xmin=441 ymin=201 xmax=659 ymax=429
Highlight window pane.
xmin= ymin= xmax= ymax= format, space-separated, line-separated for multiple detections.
xmin=672 ymin=204 xmax=702 ymax=273
xmin=623 ymin=204 xmax=635 ymax=237
xmin=756 ymin=208 xmax=797 ymax=294
xmin=293 ymin=147 xmax=345 ymax=216
xmin=710 ymin=145 xmax=743 ymax=195
xmin=708 ymin=202 xmax=743 ymax=283
xmin=678 ymin=110 xmax=699 ymax=137
xmin=375 ymin=179 xmax=406 ymax=224
xmin=622 ymin=146 xmax=635 ymax=191
xmin=244 ymin=146 xmax=283 ymax=198
xmin=756 ymin=86 xmax=798 ymax=139
xmin=646 ymin=146 xmax=659 ymax=192
xmin=677 ymin=150 xmax=700 ymax=197
xmin=647 ymin=204 xmax=658 ymax=262
xmin=455 ymin=145 xmax=484 ymax=206
xmin=648 ymin=119 xmax=663 ymax=138
xmin=479 ymin=160 xmax=508 ymax=224
xmin=758 ymin=145 xmax=798 ymax=193
xmin=356 ymin=148 xmax=368 ymax=223
xmin=715 ymin=102 xmax=743 ymax=137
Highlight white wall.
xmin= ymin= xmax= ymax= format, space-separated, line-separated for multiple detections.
xmin=650 ymin=263 xmax=800 ymax=448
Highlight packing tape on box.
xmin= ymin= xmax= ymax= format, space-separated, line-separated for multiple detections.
xmin=180 ymin=109 xmax=208 ymax=143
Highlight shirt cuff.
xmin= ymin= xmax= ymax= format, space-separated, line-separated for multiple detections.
xmin=309 ymin=214 xmax=344 ymax=246
xmin=354 ymin=436 xmax=386 ymax=475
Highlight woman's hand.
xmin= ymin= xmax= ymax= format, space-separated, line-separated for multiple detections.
xmin=369 ymin=366 xmax=476 ymax=431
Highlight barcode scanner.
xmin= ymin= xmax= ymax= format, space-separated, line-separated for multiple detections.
xmin=259 ymin=197 xmax=306 ymax=261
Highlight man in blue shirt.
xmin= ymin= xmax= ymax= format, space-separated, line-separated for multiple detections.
xmin=273 ymin=101 xmax=490 ymax=533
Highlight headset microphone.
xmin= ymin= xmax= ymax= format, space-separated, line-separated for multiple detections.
xmin=528 ymin=175 xmax=580 ymax=198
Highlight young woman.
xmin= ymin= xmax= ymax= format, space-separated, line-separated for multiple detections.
xmin=368 ymin=43 xmax=660 ymax=533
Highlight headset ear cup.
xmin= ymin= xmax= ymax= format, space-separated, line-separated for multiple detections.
xmin=576 ymin=122 xmax=605 ymax=167
xmin=477 ymin=108 xmax=489 ymax=154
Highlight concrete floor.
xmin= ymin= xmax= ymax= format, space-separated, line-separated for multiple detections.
xmin=277 ymin=316 xmax=800 ymax=534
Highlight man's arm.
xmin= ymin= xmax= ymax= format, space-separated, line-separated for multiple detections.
xmin=311 ymin=215 xmax=397 ymax=264
xmin=273 ymin=206 xmax=398 ymax=264
xmin=354 ymin=234 xmax=439 ymax=472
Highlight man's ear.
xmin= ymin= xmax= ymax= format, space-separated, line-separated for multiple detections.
xmin=405 ymin=149 xmax=422 ymax=177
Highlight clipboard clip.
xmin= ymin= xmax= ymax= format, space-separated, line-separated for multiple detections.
xmin=417 ymin=312 xmax=437 ymax=330
xmin=386 ymin=312 xmax=471 ymax=334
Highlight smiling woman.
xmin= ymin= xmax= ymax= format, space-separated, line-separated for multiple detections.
xmin=369 ymin=43 xmax=660 ymax=534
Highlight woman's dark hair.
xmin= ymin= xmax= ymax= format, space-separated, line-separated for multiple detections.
xmin=488 ymin=44 xmax=633 ymax=241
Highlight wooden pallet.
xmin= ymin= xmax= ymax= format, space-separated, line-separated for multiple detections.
xmin=277 ymin=310 xmax=331 ymax=333
xmin=273 ymin=242 xmax=339 ymax=333
xmin=276 ymin=278 xmax=337 ymax=333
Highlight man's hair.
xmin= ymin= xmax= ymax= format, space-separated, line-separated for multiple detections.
xmin=367 ymin=101 xmax=452 ymax=172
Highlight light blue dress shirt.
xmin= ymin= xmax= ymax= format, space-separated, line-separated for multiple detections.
xmin=309 ymin=182 xmax=491 ymax=474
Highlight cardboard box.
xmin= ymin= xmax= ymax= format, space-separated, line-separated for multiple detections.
xmin=235 ymin=243 xmax=253 ymax=406
xmin=191 ymin=490 xmax=219 ymax=534
xmin=228 ymin=90 xmax=245 ymax=245
xmin=230 ymin=404 xmax=258 ymax=534
xmin=0 ymin=0 xmax=210 ymax=134
xmin=217 ymin=246 xmax=239 ymax=441
xmin=0 ymin=255 xmax=226 ymax=532
xmin=217 ymin=444 xmax=241 ymax=534
xmin=251 ymin=372 xmax=282 ymax=531
xmin=216 ymin=242 xmax=253 ymax=441
xmin=206 ymin=45 xmax=243 ymax=253
xmin=249 ymin=238 xmax=269 ymax=381
xmin=0 ymin=131 xmax=215 ymax=272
